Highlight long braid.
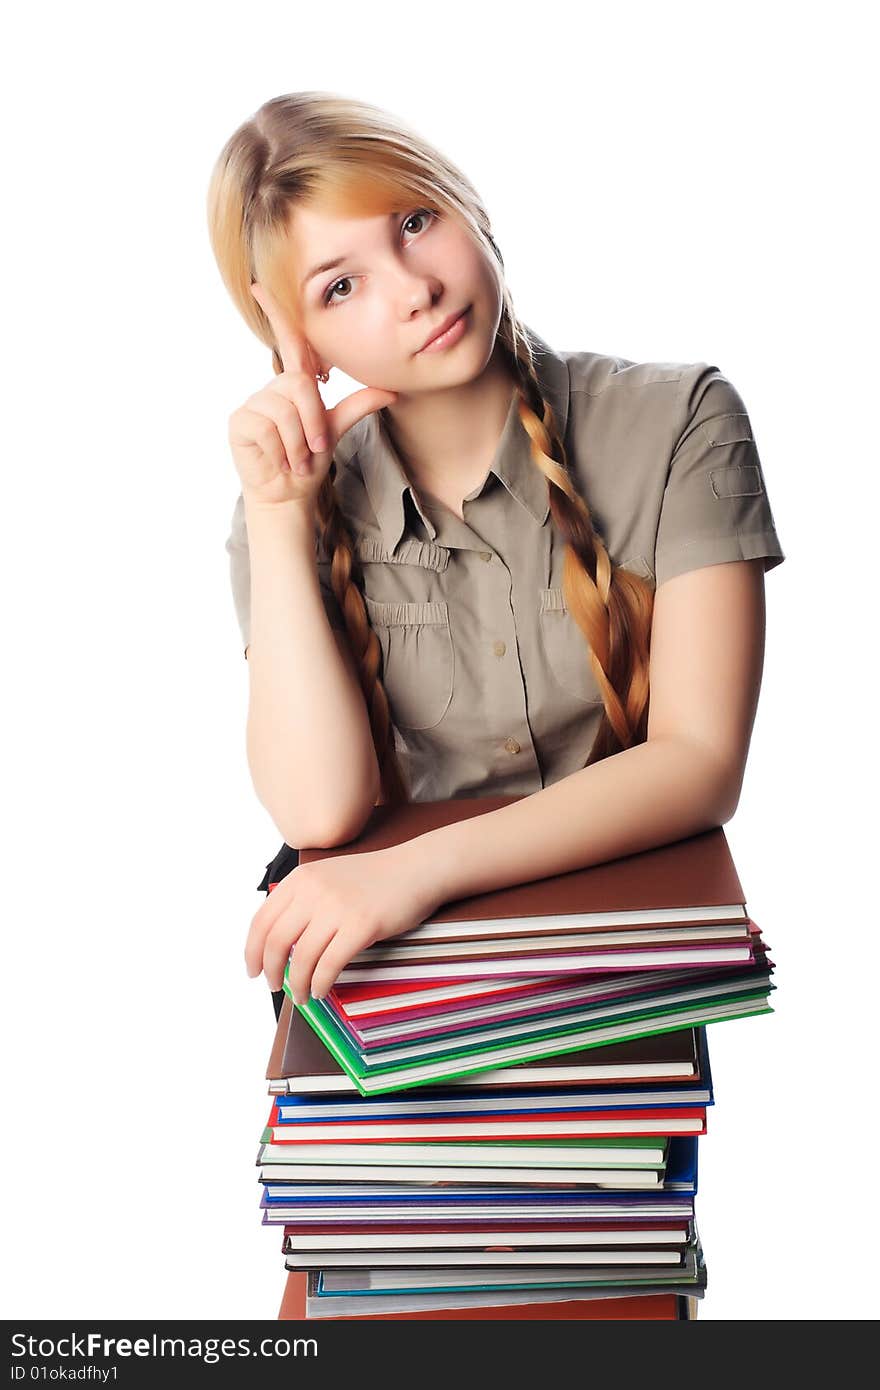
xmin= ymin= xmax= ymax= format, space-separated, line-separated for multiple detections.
xmin=506 ymin=332 xmax=655 ymax=764
xmin=314 ymin=468 xmax=411 ymax=806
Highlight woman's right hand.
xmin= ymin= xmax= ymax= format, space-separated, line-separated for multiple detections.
xmin=228 ymin=282 xmax=398 ymax=508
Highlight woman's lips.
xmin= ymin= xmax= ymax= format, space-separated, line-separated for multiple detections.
xmin=417 ymin=306 xmax=471 ymax=354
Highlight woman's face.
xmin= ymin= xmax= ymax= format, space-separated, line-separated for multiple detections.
xmin=286 ymin=201 xmax=504 ymax=394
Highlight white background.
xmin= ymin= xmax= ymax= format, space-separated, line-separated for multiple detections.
xmin=3 ymin=0 xmax=876 ymax=1321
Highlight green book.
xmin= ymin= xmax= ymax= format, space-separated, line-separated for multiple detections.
xmin=259 ymin=1137 xmax=668 ymax=1170
xmin=283 ymin=966 xmax=772 ymax=1096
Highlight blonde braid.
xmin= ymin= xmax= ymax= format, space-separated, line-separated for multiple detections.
xmin=507 ymin=336 xmax=655 ymax=764
xmin=314 ymin=471 xmax=411 ymax=806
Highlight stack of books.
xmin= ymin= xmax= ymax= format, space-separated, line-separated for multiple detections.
xmin=265 ymin=1001 xmax=709 ymax=1319
xmin=257 ymin=797 xmax=774 ymax=1321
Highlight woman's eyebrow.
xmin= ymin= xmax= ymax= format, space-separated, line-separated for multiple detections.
xmin=300 ymin=213 xmax=400 ymax=290
xmin=301 ymin=254 xmax=349 ymax=290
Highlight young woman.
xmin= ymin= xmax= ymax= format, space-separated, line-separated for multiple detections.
xmin=207 ymin=91 xmax=785 ymax=1019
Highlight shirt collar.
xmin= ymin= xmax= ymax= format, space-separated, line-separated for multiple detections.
xmin=332 ymin=324 xmax=571 ymax=555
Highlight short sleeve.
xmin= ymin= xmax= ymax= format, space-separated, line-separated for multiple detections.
xmin=654 ymin=366 xmax=786 ymax=587
xmin=224 ymin=492 xmax=347 ymax=659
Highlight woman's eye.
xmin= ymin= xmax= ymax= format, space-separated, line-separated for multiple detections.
xmin=321 ymin=209 xmax=435 ymax=307
xmin=323 ymin=276 xmax=353 ymax=307
xmin=402 ymin=208 xmax=434 ymax=236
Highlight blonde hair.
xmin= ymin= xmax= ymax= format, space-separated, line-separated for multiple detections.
xmin=207 ymin=91 xmax=655 ymax=805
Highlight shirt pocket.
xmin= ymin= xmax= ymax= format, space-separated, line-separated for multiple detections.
xmin=363 ymin=594 xmax=455 ymax=731
xmin=617 ymin=552 xmax=655 ymax=582
xmin=538 ymin=587 xmax=603 ymax=707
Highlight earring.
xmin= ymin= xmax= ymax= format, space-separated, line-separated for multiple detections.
xmin=316 ymin=368 xmax=330 ymax=384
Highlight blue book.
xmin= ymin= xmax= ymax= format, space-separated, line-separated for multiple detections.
xmin=663 ymin=1136 xmax=699 ymax=1195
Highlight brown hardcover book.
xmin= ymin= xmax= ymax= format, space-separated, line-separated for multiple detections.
xmin=267 ymin=996 xmax=700 ymax=1094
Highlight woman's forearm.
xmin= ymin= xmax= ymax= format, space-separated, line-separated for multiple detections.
xmin=397 ymin=735 xmax=740 ymax=908
xmin=243 ymin=498 xmax=381 ymax=847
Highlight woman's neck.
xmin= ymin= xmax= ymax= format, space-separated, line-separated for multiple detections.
xmin=378 ymin=345 xmax=519 ymax=514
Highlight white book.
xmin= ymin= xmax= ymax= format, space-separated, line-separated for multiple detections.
xmin=283 ymin=1226 xmax=689 ymax=1251
xmin=353 ymin=925 xmax=750 ymax=962
xmin=290 ymin=1248 xmax=684 ymax=1270
xmin=265 ymin=1201 xmax=695 ymax=1221
xmin=385 ymin=904 xmax=747 ymax=945
xmin=259 ymin=1164 xmax=662 ymax=1186
xmin=337 ymin=946 xmax=752 ymax=984
xmin=258 ymin=1140 xmax=665 ymax=1167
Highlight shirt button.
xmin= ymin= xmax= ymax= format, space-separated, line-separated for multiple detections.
xmin=492 ymin=639 xmax=506 ymax=657
xmin=479 ymin=551 xmax=493 ymax=562
xmin=504 ymin=737 xmax=521 ymax=754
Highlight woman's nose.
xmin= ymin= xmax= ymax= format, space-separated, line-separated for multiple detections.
xmin=392 ymin=267 xmax=443 ymax=316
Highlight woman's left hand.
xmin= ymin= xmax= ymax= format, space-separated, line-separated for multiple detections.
xmin=244 ymin=845 xmax=445 ymax=1001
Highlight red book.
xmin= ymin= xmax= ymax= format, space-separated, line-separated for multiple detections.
xmin=265 ymin=1103 xmax=707 ymax=1142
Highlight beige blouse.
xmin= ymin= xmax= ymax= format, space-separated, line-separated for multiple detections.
xmin=225 ymin=326 xmax=785 ymax=802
